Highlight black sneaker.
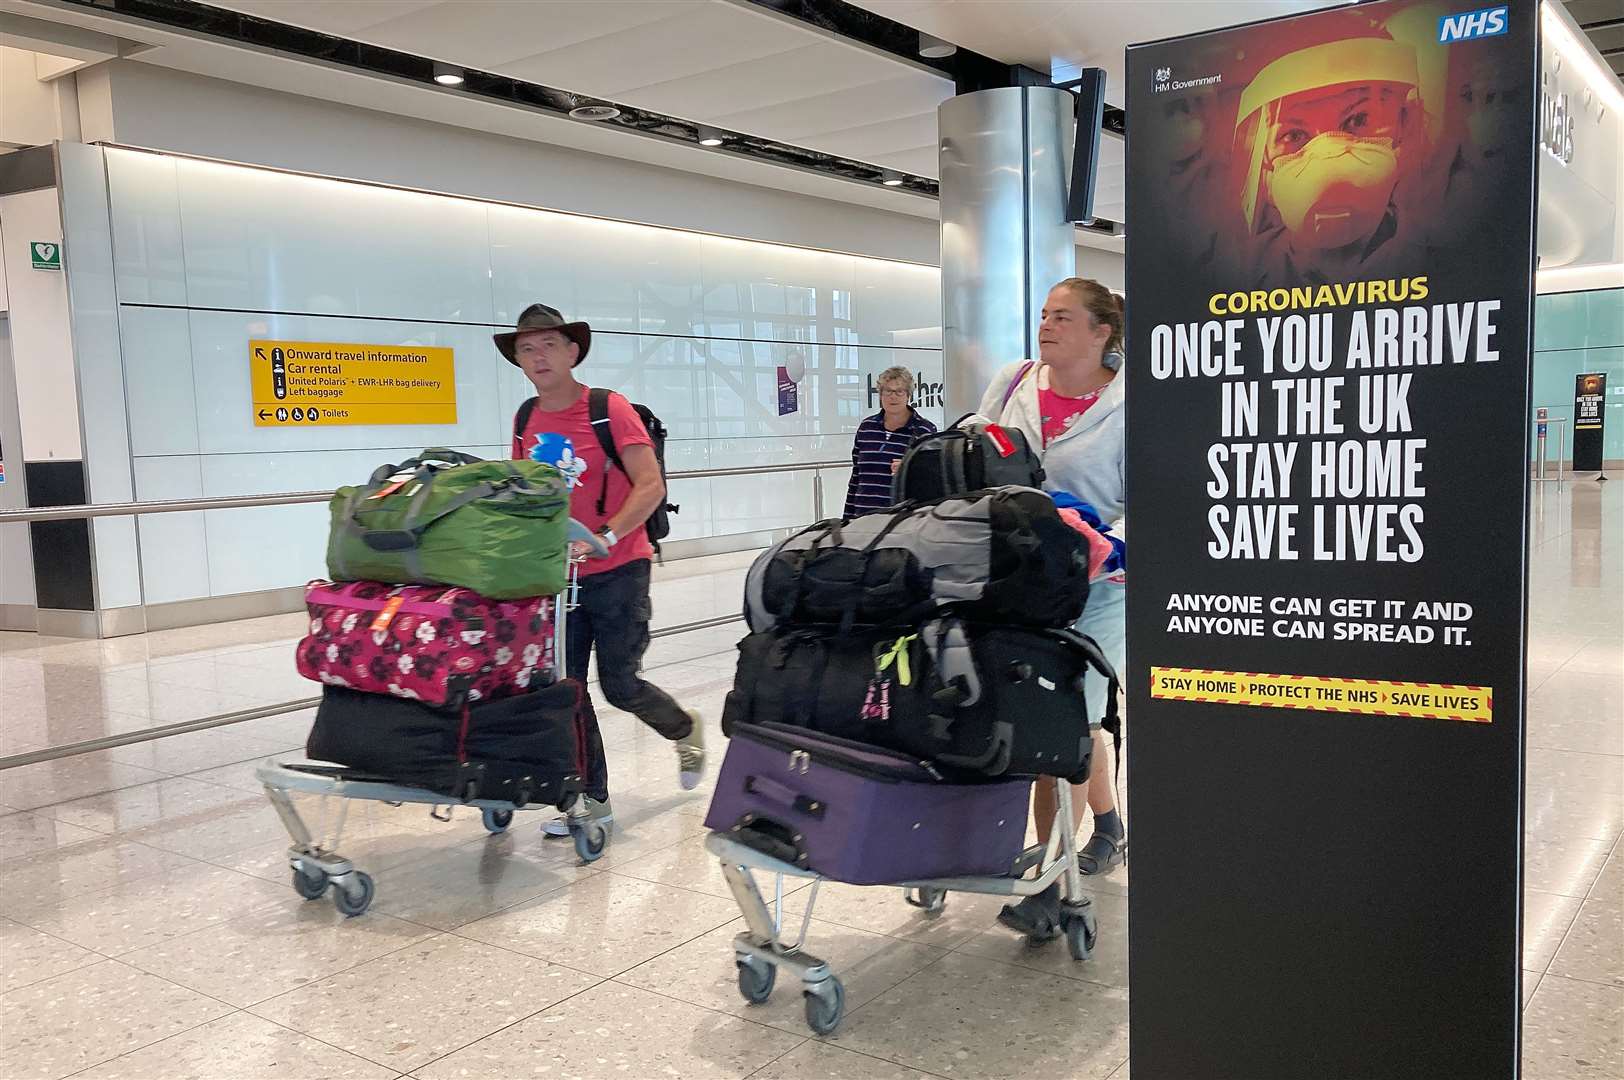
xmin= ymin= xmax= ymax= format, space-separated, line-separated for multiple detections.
xmin=997 ymin=883 xmax=1062 ymax=944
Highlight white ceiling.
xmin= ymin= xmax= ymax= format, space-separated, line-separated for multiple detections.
xmin=195 ymin=0 xmax=1350 ymax=225
xmin=203 ymin=0 xmax=953 ymax=179
xmin=5 ymin=0 xmax=1352 ymax=232
xmin=849 ymin=0 xmax=1353 ymax=101
xmin=1 ymin=0 xmax=946 ymax=223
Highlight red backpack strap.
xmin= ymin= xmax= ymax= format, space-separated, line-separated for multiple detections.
xmin=999 ymin=361 xmax=1036 ymax=412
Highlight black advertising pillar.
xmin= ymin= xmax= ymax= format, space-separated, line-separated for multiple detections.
xmin=1124 ymin=3 xmax=1537 ymax=1077
xmin=1573 ymin=371 xmax=1607 ymax=473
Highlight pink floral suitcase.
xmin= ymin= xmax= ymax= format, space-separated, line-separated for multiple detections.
xmin=295 ymin=580 xmax=556 ymax=710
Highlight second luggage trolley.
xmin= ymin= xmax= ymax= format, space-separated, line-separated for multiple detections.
xmin=255 ymin=522 xmax=610 ymax=918
xmin=705 ymin=774 xmax=1097 ymax=1037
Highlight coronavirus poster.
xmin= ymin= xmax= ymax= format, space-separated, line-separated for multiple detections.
xmin=1573 ymin=371 xmax=1607 ymax=472
xmin=1124 ymin=3 xmax=1536 ymax=1077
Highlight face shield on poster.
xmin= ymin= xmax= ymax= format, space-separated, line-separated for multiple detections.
xmin=1235 ymin=39 xmax=1421 ymax=255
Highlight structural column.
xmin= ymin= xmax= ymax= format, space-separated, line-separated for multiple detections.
xmin=938 ymin=84 xmax=1075 ymax=419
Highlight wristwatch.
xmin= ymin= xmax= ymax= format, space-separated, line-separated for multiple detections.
xmin=595 ymin=526 xmax=619 ymax=548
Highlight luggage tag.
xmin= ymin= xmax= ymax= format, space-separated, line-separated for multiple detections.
xmin=367 ymin=470 xmax=417 ymax=500
xmin=370 ymin=595 xmax=405 ymax=632
xmin=983 ymin=424 xmax=1018 ymax=458
xmin=861 ymin=634 xmax=918 ymax=722
xmin=860 ymin=678 xmax=891 ymax=722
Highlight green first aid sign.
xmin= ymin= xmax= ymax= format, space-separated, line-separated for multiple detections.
xmin=30 ymin=242 xmax=61 ymax=270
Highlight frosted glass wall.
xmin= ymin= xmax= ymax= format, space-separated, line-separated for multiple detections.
xmin=103 ymin=149 xmax=943 ymax=603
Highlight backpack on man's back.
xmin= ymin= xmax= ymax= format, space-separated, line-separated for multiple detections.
xmin=512 ymin=389 xmax=679 ymax=551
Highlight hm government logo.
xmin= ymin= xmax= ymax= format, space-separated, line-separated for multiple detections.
xmin=1153 ymin=65 xmax=1220 ymax=94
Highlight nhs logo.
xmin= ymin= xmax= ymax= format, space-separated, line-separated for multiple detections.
xmin=1438 ymin=5 xmax=1508 ymax=42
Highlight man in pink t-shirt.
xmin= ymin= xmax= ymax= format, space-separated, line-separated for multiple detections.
xmin=497 ymin=304 xmax=703 ymax=836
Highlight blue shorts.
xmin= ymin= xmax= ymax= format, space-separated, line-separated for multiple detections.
xmin=1073 ymin=579 xmax=1126 ymax=729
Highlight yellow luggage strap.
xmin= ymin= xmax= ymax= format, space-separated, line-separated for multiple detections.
xmin=875 ymin=634 xmax=919 ymax=686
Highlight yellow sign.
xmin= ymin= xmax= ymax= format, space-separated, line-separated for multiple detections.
xmin=249 ymin=340 xmax=456 ymax=427
xmin=1149 ymin=666 xmax=1493 ymax=724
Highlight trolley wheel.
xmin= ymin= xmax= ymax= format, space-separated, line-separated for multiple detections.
xmin=803 ymin=976 xmax=845 ymax=1036
xmin=904 ymin=886 xmax=946 ymax=915
xmin=482 ymin=808 xmax=514 ymax=834
xmin=570 ymin=818 xmax=608 ymax=863
xmin=1062 ymin=904 xmax=1098 ymax=962
xmin=735 ymin=957 xmax=777 ymax=1005
xmin=332 ymin=871 xmax=375 ymax=918
xmin=292 ymin=865 xmax=328 ymax=900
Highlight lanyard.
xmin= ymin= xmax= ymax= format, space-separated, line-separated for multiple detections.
xmin=875 ymin=634 xmax=918 ymax=686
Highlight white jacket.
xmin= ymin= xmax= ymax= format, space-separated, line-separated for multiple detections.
xmin=973 ymin=359 xmax=1126 ymax=538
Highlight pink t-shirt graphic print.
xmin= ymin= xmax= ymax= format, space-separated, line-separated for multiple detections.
xmin=512 ymin=388 xmax=654 ymax=576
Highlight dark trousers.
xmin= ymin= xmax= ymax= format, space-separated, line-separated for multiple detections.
xmin=566 ymin=559 xmax=692 ymax=752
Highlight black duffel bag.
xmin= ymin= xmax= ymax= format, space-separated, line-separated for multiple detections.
xmin=721 ymin=626 xmax=940 ymax=747
xmin=743 ymin=486 xmax=1089 ymax=632
xmin=721 ymin=620 xmax=1119 ymax=784
xmin=306 ymin=681 xmax=594 ymax=806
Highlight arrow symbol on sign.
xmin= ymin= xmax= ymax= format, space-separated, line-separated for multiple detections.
xmin=258 ymin=409 xmax=271 ymax=420
xmin=255 ymin=348 xmax=267 ymax=361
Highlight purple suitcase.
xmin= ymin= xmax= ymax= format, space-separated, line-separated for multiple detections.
xmin=704 ymin=722 xmax=1031 ymax=885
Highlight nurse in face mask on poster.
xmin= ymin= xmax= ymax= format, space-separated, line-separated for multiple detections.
xmin=1233 ymin=34 xmax=1425 ymax=285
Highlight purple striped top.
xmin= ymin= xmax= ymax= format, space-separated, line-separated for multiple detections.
xmin=842 ymin=409 xmax=938 ymax=520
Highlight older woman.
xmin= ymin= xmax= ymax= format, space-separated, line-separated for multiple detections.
xmin=973 ymin=277 xmax=1128 ymax=942
xmin=842 ymin=365 xmax=937 ymax=520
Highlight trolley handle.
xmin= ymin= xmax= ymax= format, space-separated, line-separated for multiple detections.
xmin=567 ymin=519 xmax=611 ymax=561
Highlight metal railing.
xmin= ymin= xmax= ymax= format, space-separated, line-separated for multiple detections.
xmin=0 ymin=458 xmax=847 ymax=768
xmin=0 ymin=459 xmax=846 ymax=525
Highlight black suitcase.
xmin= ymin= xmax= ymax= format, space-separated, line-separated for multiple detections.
xmin=923 ymin=624 xmax=1118 ymax=784
xmin=306 ymin=681 xmax=592 ymax=806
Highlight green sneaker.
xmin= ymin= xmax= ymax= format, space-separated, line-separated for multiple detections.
xmin=676 ymin=712 xmax=706 ymax=790
xmin=541 ymin=796 xmax=613 ymax=837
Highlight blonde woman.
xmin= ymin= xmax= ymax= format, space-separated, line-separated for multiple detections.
xmin=973 ymin=278 xmax=1128 ymax=942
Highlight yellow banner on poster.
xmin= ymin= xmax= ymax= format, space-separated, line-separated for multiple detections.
xmin=249 ymin=339 xmax=456 ymax=427
xmin=1150 ymin=666 xmax=1493 ymax=724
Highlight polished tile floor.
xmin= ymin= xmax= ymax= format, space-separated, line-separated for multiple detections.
xmin=1 ymin=489 xmax=1620 ymax=1079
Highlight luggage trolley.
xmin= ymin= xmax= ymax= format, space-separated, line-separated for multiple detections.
xmin=706 ymin=774 xmax=1096 ymax=1036
xmin=256 ymin=522 xmax=609 ymax=918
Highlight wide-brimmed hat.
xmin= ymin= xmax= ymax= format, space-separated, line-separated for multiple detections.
xmin=493 ymin=304 xmax=591 ymax=366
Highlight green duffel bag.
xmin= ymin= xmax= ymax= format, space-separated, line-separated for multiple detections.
xmin=326 ymin=448 xmax=570 ymax=599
